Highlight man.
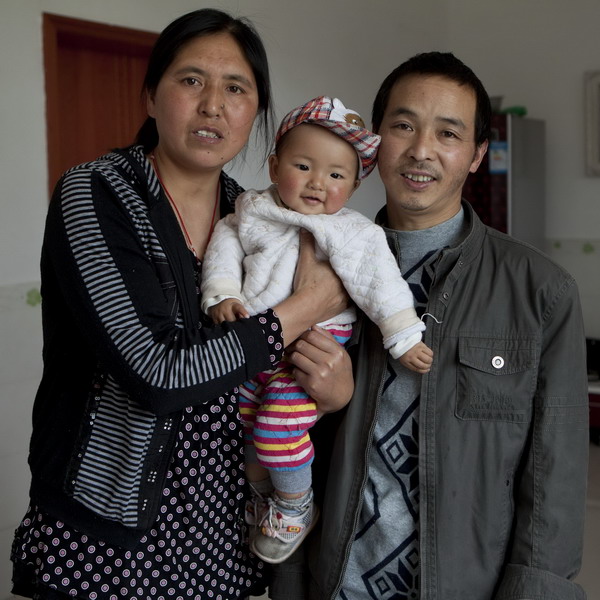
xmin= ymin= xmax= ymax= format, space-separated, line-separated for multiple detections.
xmin=273 ymin=52 xmax=589 ymax=600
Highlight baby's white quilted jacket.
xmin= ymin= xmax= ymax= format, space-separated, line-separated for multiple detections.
xmin=201 ymin=187 xmax=424 ymax=355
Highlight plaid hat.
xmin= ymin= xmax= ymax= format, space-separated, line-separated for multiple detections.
xmin=275 ymin=96 xmax=381 ymax=179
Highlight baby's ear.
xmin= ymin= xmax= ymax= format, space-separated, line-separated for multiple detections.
xmin=268 ymin=154 xmax=279 ymax=183
xmin=350 ymin=179 xmax=361 ymax=196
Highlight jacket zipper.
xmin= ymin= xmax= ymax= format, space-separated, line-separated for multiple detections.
xmin=330 ymin=339 xmax=388 ymax=599
xmin=330 ymin=232 xmax=410 ymax=598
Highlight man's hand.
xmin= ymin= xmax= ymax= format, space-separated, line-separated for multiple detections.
xmin=286 ymin=325 xmax=354 ymax=416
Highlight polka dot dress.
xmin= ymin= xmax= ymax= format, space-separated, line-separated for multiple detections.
xmin=12 ymin=312 xmax=284 ymax=599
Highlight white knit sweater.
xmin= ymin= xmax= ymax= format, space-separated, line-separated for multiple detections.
xmin=201 ymin=186 xmax=425 ymax=357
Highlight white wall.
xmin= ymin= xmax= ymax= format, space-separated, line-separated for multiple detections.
xmin=445 ymin=0 xmax=600 ymax=339
xmin=2 ymin=0 xmax=600 ymax=596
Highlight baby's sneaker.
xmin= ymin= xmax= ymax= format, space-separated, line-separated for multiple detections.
xmin=251 ymin=490 xmax=319 ymax=564
xmin=244 ymin=484 xmax=270 ymax=543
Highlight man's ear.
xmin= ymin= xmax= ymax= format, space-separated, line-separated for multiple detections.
xmin=268 ymin=154 xmax=279 ymax=183
xmin=469 ymin=139 xmax=489 ymax=174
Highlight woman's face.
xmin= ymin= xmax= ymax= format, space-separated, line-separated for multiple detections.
xmin=147 ymin=32 xmax=260 ymax=174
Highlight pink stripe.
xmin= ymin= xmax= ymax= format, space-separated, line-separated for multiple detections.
xmin=259 ymin=453 xmax=314 ymax=469
xmin=256 ymin=421 xmax=316 ymax=430
xmin=325 ymin=327 xmax=352 ymax=338
xmin=257 ymin=445 xmax=313 ymax=458
xmin=258 ymin=408 xmax=317 ymax=418
xmin=257 ymin=443 xmax=313 ymax=458
xmin=239 ymin=398 xmax=259 ymax=410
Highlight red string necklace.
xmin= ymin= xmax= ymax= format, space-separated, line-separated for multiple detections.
xmin=150 ymin=154 xmax=220 ymax=262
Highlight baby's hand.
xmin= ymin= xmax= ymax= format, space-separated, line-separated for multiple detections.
xmin=398 ymin=341 xmax=433 ymax=374
xmin=209 ymin=299 xmax=249 ymax=324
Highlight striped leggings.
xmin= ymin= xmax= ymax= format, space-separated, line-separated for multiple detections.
xmin=239 ymin=323 xmax=352 ymax=473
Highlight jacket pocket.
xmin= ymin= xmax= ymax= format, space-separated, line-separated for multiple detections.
xmin=456 ymin=335 xmax=538 ymax=422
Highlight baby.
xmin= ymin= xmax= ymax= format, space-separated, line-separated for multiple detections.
xmin=201 ymin=96 xmax=432 ymax=564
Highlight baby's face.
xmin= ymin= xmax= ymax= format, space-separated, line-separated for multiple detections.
xmin=269 ymin=124 xmax=360 ymax=215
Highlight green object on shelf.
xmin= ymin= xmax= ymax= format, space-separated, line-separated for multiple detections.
xmin=583 ymin=242 xmax=595 ymax=254
xmin=501 ymin=105 xmax=527 ymax=117
xmin=26 ymin=288 xmax=41 ymax=307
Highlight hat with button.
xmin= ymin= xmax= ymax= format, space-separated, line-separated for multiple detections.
xmin=275 ymin=96 xmax=381 ymax=180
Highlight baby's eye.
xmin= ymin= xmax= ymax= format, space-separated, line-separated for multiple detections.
xmin=330 ymin=173 xmax=344 ymax=180
xmin=295 ymin=164 xmax=309 ymax=171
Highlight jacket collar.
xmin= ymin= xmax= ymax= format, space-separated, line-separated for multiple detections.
xmin=375 ymin=199 xmax=486 ymax=270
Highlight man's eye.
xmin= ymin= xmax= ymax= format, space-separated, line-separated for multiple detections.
xmin=184 ymin=77 xmax=199 ymax=86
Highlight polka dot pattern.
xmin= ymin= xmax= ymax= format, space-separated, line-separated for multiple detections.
xmin=12 ymin=312 xmax=283 ymax=599
xmin=257 ymin=311 xmax=284 ymax=365
xmin=12 ymin=393 xmax=267 ymax=599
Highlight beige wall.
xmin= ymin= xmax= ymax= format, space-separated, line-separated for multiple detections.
xmin=1 ymin=0 xmax=600 ymax=596
xmin=446 ymin=0 xmax=600 ymax=340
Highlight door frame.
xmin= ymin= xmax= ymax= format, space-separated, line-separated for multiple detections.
xmin=43 ymin=13 xmax=158 ymax=196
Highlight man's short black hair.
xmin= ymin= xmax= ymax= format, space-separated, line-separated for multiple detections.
xmin=372 ymin=52 xmax=491 ymax=146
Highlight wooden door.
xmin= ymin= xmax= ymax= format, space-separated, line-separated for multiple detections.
xmin=43 ymin=14 xmax=158 ymax=196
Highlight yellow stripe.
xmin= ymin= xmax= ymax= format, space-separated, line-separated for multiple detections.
xmin=254 ymin=434 xmax=310 ymax=451
xmin=267 ymin=372 xmax=293 ymax=381
xmin=259 ymin=402 xmax=317 ymax=413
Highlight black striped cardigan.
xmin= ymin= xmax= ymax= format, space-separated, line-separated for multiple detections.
xmin=27 ymin=145 xmax=279 ymax=548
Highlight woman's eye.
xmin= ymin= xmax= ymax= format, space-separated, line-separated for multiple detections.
xmin=227 ymin=85 xmax=243 ymax=94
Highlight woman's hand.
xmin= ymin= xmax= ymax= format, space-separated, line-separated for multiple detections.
xmin=293 ymin=229 xmax=348 ymax=320
xmin=274 ymin=230 xmax=350 ymax=346
xmin=286 ymin=326 xmax=354 ymax=415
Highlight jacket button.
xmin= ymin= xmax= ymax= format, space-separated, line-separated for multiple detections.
xmin=442 ymin=292 xmax=450 ymax=300
xmin=492 ymin=355 xmax=505 ymax=369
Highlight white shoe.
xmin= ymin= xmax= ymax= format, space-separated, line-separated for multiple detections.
xmin=245 ymin=484 xmax=270 ymax=543
xmin=251 ymin=492 xmax=319 ymax=564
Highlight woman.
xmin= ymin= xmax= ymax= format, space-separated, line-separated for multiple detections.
xmin=11 ymin=9 xmax=351 ymax=599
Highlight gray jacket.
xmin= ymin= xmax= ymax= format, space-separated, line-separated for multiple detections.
xmin=274 ymin=203 xmax=589 ymax=600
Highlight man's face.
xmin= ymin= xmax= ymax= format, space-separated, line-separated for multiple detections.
xmin=377 ymin=74 xmax=488 ymax=230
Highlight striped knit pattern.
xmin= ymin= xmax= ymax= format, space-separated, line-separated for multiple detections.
xmin=72 ymin=375 xmax=155 ymax=525
xmin=240 ymin=323 xmax=352 ymax=472
xmin=246 ymin=364 xmax=317 ymax=470
xmin=59 ymin=147 xmax=247 ymax=526
xmin=61 ymin=161 xmax=245 ymax=390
